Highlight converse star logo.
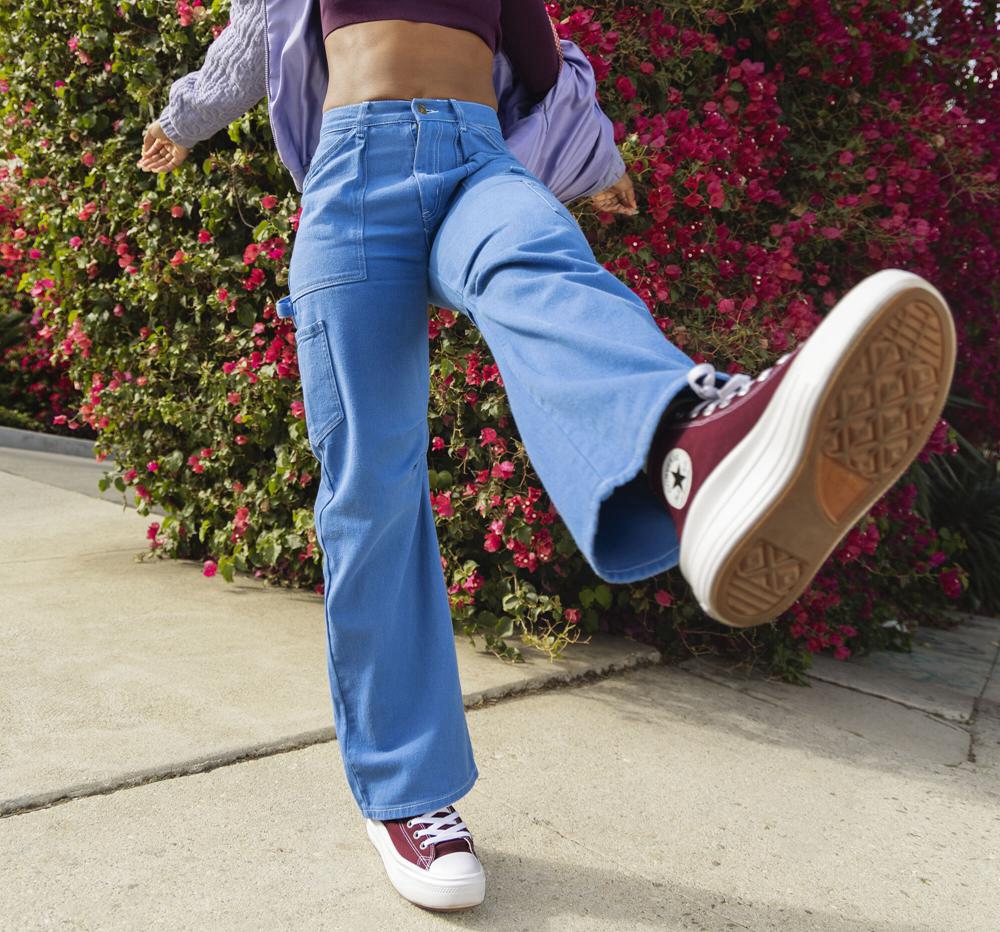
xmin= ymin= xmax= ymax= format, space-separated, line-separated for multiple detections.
xmin=661 ymin=448 xmax=693 ymax=509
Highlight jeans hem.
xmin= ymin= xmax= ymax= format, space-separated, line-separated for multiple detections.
xmin=584 ymin=369 xmax=695 ymax=584
xmin=359 ymin=765 xmax=480 ymax=821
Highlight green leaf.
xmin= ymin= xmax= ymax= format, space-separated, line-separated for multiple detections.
xmin=217 ymin=556 xmax=235 ymax=583
xmin=594 ymin=584 xmax=612 ymax=609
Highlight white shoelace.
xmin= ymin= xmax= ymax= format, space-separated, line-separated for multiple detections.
xmin=405 ymin=808 xmax=473 ymax=850
xmin=684 ymin=352 xmax=793 ymax=418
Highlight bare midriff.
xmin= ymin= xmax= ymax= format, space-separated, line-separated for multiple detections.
xmin=322 ymin=20 xmax=498 ymax=112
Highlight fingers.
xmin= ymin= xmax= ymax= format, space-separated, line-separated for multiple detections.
xmin=614 ymin=175 xmax=638 ymax=213
xmin=137 ymin=140 xmax=181 ymax=173
xmin=589 ymin=174 xmax=639 ymax=217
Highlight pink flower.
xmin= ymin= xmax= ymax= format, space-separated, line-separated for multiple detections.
xmin=615 ymin=76 xmax=636 ymax=101
xmin=431 ymin=492 xmax=454 ymax=517
xmin=564 ymin=608 xmax=582 ymax=625
xmin=261 ymin=195 xmax=278 ymax=210
xmin=654 ymin=589 xmax=673 ymax=607
xmin=203 ymin=560 xmax=218 ymax=577
xmin=492 ymin=460 xmax=515 ymax=480
xmin=146 ymin=460 xmax=159 ymax=472
xmin=461 ymin=570 xmax=484 ymax=593
xmin=939 ymin=569 xmax=963 ymax=599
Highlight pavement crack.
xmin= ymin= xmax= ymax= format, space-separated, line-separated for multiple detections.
xmin=1 ymin=650 xmax=661 ymax=820
xmin=966 ymin=632 xmax=1000 ymax=765
xmin=0 ymin=727 xmax=337 ymax=820
xmin=804 ymin=671 xmax=972 ymax=724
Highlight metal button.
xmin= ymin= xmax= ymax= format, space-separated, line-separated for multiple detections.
xmin=417 ymin=104 xmax=428 ymax=114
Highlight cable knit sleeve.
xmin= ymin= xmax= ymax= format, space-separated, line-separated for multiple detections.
xmin=156 ymin=0 xmax=268 ymax=149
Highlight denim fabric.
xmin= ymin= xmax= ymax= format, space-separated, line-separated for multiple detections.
xmin=277 ymin=97 xmax=697 ymax=820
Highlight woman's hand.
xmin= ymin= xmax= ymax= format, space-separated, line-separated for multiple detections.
xmin=136 ymin=120 xmax=190 ymax=174
xmin=588 ymin=171 xmax=638 ymax=216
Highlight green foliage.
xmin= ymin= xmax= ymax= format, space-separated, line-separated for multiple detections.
xmin=0 ymin=0 xmax=992 ymax=676
xmin=913 ymin=433 xmax=1000 ymax=614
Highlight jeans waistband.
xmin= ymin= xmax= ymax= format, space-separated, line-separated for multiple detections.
xmin=318 ymin=97 xmax=500 ymax=139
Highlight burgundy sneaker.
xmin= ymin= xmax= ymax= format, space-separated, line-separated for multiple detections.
xmin=366 ymin=805 xmax=485 ymax=911
xmin=646 ymin=269 xmax=956 ymax=628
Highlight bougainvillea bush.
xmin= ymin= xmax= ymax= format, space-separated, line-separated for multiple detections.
xmin=1 ymin=0 xmax=996 ymax=676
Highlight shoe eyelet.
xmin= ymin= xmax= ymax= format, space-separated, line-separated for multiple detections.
xmin=406 ymin=820 xmax=413 ymax=828
xmin=419 ymin=841 xmax=428 ymax=849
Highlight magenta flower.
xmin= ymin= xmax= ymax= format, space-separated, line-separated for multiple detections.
xmin=654 ymin=589 xmax=673 ymax=607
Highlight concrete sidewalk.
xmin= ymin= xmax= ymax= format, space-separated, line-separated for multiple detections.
xmin=2 ymin=444 xmax=998 ymax=930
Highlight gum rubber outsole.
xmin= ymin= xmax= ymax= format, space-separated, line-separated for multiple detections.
xmin=686 ymin=276 xmax=956 ymax=628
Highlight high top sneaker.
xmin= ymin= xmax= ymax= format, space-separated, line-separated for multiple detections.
xmin=366 ymin=805 xmax=485 ymax=911
xmin=646 ymin=268 xmax=956 ymax=628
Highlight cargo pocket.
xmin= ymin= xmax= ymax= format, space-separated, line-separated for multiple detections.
xmin=294 ymin=318 xmax=345 ymax=456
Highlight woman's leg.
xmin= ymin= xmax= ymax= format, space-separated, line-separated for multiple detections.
xmin=284 ymin=102 xmax=477 ymax=821
xmin=426 ymin=102 xmax=699 ymax=584
xmin=424 ymin=99 xmax=955 ymax=623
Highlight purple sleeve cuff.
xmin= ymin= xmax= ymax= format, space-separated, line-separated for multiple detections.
xmin=156 ymin=105 xmax=198 ymax=150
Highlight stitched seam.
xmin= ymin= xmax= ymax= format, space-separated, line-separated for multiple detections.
xmin=314 ymin=489 xmax=371 ymax=811
xmin=362 ymin=768 xmax=478 ymax=818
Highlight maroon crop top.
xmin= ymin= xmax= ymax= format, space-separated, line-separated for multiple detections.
xmin=320 ymin=0 xmax=563 ymax=101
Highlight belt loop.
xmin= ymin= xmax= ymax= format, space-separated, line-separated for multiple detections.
xmin=449 ymin=98 xmax=467 ymax=133
xmin=356 ymin=100 xmax=368 ymax=139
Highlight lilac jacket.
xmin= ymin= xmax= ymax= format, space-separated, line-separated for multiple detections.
xmin=158 ymin=0 xmax=625 ymax=204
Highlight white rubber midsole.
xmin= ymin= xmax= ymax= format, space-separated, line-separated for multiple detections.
xmin=678 ymin=268 xmax=952 ymax=622
xmin=365 ymin=818 xmax=485 ymax=910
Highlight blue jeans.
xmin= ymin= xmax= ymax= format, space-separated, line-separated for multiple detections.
xmin=275 ymin=98 xmax=697 ymax=820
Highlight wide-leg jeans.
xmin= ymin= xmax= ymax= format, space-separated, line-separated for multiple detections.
xmin=276 ymin=97 xmax=698 ymax=820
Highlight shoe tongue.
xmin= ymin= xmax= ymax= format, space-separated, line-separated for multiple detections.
xmin=432 ymin=838 xmax=473 ymax=859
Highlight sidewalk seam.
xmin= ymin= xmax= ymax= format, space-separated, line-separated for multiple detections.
xmin=1 ymin=645 xmax=661 ymax=820
xmin=966 ymin=633 xmax=1000 ymax=764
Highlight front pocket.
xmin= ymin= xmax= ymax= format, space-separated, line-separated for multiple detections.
xmin=467 ymin=122 xmax=508 ymax=150
xmin=289 ymin=129 xmax=368 ymax=299
xmin=294 ymin=318 xmax=345 ymax=454
xmin=302 ymin=126 xmax=358 ymax=192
